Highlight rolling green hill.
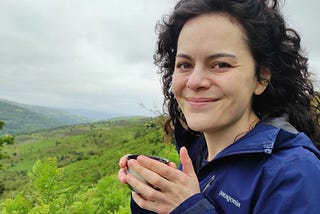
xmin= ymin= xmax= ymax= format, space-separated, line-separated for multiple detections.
xmin=0 ymin=98 xmax=91 ymax=135
xmin=0 ymin=116 xmax=178 ymax=213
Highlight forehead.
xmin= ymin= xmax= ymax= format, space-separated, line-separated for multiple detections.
xmin=180 ymin=13 xmax=246 ymax=39
xmin=177 ymin=13 xmax=249 ymax=53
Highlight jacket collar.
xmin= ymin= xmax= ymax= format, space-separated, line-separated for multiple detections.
xmin=174 ymin=115 xmax=320 ymax=162
xmin=215 ymin=115 xmax=320 ymax=160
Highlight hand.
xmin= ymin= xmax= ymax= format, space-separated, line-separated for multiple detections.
xmin=126 ymin=147 xmax=200 ymax=214
xmin=118 ymin=154 xmax=130 ymax=184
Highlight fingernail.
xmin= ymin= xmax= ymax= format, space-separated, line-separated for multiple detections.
xmin=126 ymin=173 xmax=133 ymax=182
xmin=127 ymin=159 xmax=136 ymax=167
xmin=137 ymin=155 xmax=146 ymax=162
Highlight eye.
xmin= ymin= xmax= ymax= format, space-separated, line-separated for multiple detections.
xmin=176 ymin=62 xmax=193 ymax=71
xmin=214 ymin=62 xmax=231 ymax=69
xmin=212 ymin=62 xmax=232 ymax=72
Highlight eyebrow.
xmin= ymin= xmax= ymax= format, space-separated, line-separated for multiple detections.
xmin=176 ymin=53 xmax=237 ymax=60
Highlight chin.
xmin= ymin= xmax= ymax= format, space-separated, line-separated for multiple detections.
xmin=184 ymin=113 xmax=213 ymax=131
xmin=186 ymin=121 xmax=207 ymax=132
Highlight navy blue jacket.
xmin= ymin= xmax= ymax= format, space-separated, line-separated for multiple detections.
xmin=131 ymin=116 xmax=320 ymax=213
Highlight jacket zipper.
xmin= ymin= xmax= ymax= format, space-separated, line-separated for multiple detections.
xmin=202 ymin=174 xmax=215 ymax=193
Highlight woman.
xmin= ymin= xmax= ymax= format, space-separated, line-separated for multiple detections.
xmin=118 ymin=0 xmax=320 ymax=213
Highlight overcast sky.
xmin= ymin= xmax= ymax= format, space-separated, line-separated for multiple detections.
xmin=0 ymin=0 xmax=319 ymax=118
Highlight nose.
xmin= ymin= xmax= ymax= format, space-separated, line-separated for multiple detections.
xmin=186 ymin=66 xmax=210 ymax=90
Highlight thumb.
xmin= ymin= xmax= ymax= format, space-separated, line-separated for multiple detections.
xmin=180 ymin=147 xmax=196 ymax=177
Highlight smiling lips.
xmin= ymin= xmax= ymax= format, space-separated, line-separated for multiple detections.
xmin=187 ymin=97 xmax=218 ymax=107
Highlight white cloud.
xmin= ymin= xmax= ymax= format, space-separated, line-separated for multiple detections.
xmin=0 ymin=0 xmax=318 ymax=118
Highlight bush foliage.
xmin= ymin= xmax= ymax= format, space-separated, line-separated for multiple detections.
xmin=2 ymin=157 xmax=132 ymax=213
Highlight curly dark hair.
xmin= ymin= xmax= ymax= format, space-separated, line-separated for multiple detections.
xmin=154 ymin=0 xmax=320 ymax=148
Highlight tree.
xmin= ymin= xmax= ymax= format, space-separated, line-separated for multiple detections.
xmin=0 ymin=120 xmax=14 ymax=169
xmin=0 ymin=120 xmax=14 ymax=196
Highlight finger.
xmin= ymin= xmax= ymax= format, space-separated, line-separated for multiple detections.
xmin=127 ymin=168 xmax=161 ymax=198
xmin=119 ymin=154 xmax=130 ymax=168
xmin=128 ymin=158 xmax=171 ymax=192
xmin=131 ymin=192 xmax=158 ymax=211
xmin=132 ymin=192 xmax=173 ymax=214
xmin=136 ymin=155 xmax=175 ymax=181
xmin=135 ymin=156 xmax=184 ymax=188
xmin=118 ymin=154 xmax=133 ymax=184
xmin=180 ymin=147 xmax=196 ymax=177
xmin=168 ymin=161 xmax=177 ymax=169
xmin=118 ymin=168 xmax=128 ymax=184
xmin=136 ymin=155 xmax=168 ymax=172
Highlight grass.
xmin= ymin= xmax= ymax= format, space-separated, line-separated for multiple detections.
xmin=0 ymin=117 xmax=178 ymax=202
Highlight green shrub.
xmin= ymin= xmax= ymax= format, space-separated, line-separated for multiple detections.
xmin=2 ymin=192 xmax=32 ymax=213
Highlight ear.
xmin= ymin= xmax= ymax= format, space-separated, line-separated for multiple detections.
xmin=254 ymin=67 xmax=271 ymax=95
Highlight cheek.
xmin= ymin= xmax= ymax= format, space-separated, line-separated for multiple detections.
xmin=172 ymin=73 xmax=185 ymax=96
xmin=218 ymin=74 xmax=255 ymax=105
xmin=228 ymin=71 xmax=257 ymax=91
xmin=231 ymin=77 xmax=257 ymax=105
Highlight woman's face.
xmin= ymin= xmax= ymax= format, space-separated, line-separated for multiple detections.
xmin=172 ymin=14 xmax=267 ymax=135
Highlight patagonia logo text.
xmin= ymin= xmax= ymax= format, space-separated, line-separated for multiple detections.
xmin=218 ymin=190 xmax=241 ymax=208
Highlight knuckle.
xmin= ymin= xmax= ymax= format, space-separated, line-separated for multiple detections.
xmin=151 ymin=176 xmax=162 ymax=187
xmin=158 ymin=207 xmax=171 ymax=214
xmin=146 ymin=190 xmax=158 ymax=199
xmin=161 ymin=166 xmax=171 ymax=175
xmin=139 ymin=200 xmax=148 ymax=209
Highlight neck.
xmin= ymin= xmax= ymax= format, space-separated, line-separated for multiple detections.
xmin=204 ymin=114 xmax=259 ymax=161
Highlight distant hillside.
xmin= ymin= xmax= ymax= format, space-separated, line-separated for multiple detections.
xmin=0 ymin=98 xmax=91 ymax=135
